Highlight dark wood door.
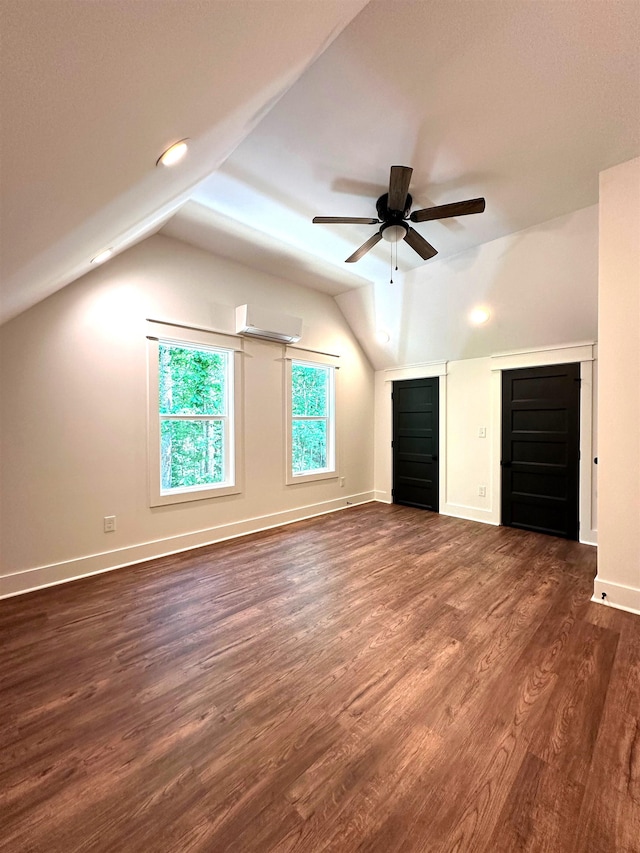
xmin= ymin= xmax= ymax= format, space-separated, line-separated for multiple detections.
xmin=393 ymin=378 xmax=439 ymax=511
xmin=501 ymin=363 xmax=580 ymax=539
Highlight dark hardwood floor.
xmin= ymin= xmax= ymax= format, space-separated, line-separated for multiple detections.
xmin=1 ymin=504 xmax=639 ymax=852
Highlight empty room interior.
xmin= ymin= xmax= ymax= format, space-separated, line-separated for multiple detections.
xmin=1 ymin=1 xmax=639 ymax=851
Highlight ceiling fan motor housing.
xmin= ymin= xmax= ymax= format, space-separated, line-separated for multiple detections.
xmin=376 ymin=191 xmax=412 ymax=220
xmin=377 ymin=191 xmax=411 ymax=242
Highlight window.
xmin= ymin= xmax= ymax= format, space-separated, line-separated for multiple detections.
xmin=148 ymin=335 xmax=241 ymax=505
xmin=287 ymin=359 xmax=337 ymax=483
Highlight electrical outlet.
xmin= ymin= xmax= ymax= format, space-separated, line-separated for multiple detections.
xmin=478 ymin=427 xmax=487 ymax=438
xmin=340 ymin=477 xmax=346 ymax=488
xmin=104 ymin=515 xmax=116 ymax=533
xmin=478 ymin=486 xmax=486 ymax=497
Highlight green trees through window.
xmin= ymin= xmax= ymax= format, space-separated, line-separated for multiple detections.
xmin=291 ymin=361 xmax=334 ymax=475
xmin=159 ymin=343 xmax=230 ymax=490
xmin=154 ymin=343 xmax=334 ymax=497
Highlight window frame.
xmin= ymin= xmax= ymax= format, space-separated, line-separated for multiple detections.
xmin=285 ymin=357 xmax=338 ymax=485
xmin=148 ymin=333 xmax=243 ymax=506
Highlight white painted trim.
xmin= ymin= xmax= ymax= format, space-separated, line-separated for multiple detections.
xmin=592 ymin=577 xmax=640 ymax=616
xmin=379 ymin=371 xmax=447 ymax=511
xmin=490 ymin=342 xmax=595 ymax=372
xmin=284 ymin=357 xmax=338 ymax=485
xmin=374 ymin=490 xmax=392 ymax=503
xmin=490 ymin=368 xmax=502 ymax=525
xmin=438 ymin=374 xmax=447 ymax=513
xmin=284 ymin=346 xmax=340 ymax=365
xmin=441 ymin=503 xmax=499 ymax=525
xmin=377 ymin=344 xmax=597 ymax=539
xmin=384 ymin=361 xmax=447 ymax=381
xmin=147 ymin=335 xmax=244 ymax=506
xmin=146 ymin=319 xmax=244 ymax=349
xmin=490 ymin=342 xmax=597 ymax=541
xmin=579 ymin=359 xmax=597 ymax=545
xmin=491 ymin=340 xmax=596 ymax=361
xmin=0 ymin=492 xmax=375 ymax=599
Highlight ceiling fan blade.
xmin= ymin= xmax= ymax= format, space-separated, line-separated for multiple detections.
xmin=410 ymin=197 xmax=486 ymax=223
xmin=404 ymin=227 xmax=438 ymax=260
xmin=345 ymin=231 xmax=382 ymax=263
xmin=313 ymin=216 xmax=379 ymax=224
xmin=388 ymin=165 xmax=413 ymax=212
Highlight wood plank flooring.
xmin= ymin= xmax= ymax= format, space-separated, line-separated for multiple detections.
xmin=1 ymin=503 xmax=639 ymax=852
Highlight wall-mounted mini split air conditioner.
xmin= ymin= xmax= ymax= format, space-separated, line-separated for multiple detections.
xmin=235 ymin=304 xmax=302 ymax=344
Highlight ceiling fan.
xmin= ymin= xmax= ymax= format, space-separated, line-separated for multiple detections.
xmin=312 ymin=166 xmax=485 ymax=263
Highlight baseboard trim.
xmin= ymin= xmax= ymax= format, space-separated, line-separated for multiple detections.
xmin=441 ymin=503 xmax=499 ymax=526
xmin=372 ymin=496 xmax=499 ymax=526
xmin=0 ymin=492 xmax=375 ymax=599
xmin=592 ymin=576 xmax=640 ymax=616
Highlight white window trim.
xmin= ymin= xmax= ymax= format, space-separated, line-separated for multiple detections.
xmin=147 ymin=335 xmax=243 ymax=506
xmin=285 ymin=357 xmax=338 ymax=485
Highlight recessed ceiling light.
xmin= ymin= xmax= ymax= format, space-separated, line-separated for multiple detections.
xmin=469 ymin=306 xmax=491 ymax=325
xmin=90 ymin=248 xmax=113 ymax=265
xmin=156 ymin=139 xmax=189 ymax=167
xmin=375 ymin=330 xmax=391 ymax=344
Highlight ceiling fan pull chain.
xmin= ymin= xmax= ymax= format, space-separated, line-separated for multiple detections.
xmin=390 ymin=242 xmax=394 ymax=284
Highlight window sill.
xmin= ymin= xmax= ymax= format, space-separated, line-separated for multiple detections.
xmin=150 ymin=482 xmax=241 ymax=507
xmin=286 ymin=469 xmax=338 ymax=486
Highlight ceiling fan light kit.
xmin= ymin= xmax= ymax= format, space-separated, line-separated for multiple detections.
xmin=313 ymin=166 xmax=486 ymax=264
xmin=381 ymin=223 xmax=408 ymax=243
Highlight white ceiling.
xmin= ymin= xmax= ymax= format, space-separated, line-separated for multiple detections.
xmin=1 ymin=0 xmax=639 ymax=328
xmin=0 ymin=0 xmax=367 ymax=323
xmin=168 ymin=0 xmax=640 ymax=291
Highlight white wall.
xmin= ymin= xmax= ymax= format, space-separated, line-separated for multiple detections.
xmin=0 ymin=234 xmax=374 ymax=596
xmin=360 ymin=205 xmax=601 ymax=537
xmin=374 ymin=358 xmax=494 ymax=521
xmin=443 ymin=358 xmax=493 ymax=519
xmin=369 ymin=205 xmax=601 ymax=544
xmin=0 ymin=193 xmax=611 ymax=599
xmin=375 ymin=348 xmax=597 ymax=543
xmin=337 ymin=204 xmax=598 ymax=370
xmin=595 ymin=156 xmax=640 ymax=614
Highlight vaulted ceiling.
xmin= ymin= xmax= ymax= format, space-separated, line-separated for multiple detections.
xmin=2 ymin=0 xmax=639 ymax=330
xmin=0 ymin=0 xmax=367 ymax=323
xmin=164 ymin=0 xmax=640 ymax=293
